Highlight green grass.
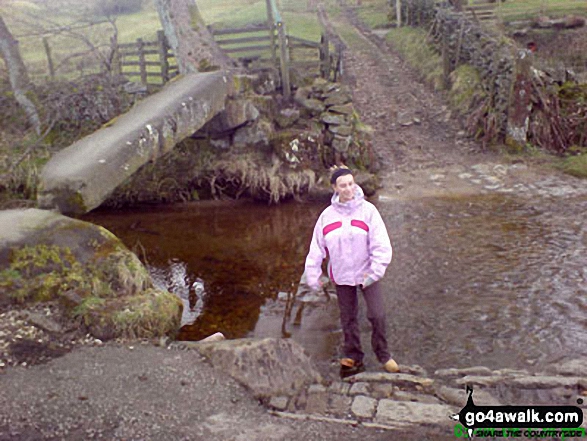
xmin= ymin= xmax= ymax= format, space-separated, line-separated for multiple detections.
xmin=386 ymin=27 xmax=444 ymax=90
xmin=355 ymin=0 xmax=392 ymax=29
xmin=560 ymin=152 xmax=587 ymax=178
xmin=2 ymin=0 xmax=324 ymax=81
xmin=494 ymin=0 xmax=587 ymax=22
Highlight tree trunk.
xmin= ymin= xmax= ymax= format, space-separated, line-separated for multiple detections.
xmin=154 ymin=0 xmax=233 ymax=74
xmin=0 ymin=15 xmax=41 ymax=136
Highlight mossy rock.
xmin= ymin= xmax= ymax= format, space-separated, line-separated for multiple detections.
xmin=0 ymin=209 xmax=182 ymax=339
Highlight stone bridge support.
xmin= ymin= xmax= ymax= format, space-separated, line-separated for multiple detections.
xmin=38 ymin=71 xmax=231 ymax=215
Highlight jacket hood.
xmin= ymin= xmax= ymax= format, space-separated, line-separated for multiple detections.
xmin=331 ymin=184 xmax=365 ymax=214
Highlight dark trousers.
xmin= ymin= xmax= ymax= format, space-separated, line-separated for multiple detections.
xmin=335 ymin=282 xmax=390 ymax=364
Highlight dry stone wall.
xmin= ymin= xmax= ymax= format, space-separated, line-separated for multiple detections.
xmin=432 ymin=7 xmax=516 ymax=139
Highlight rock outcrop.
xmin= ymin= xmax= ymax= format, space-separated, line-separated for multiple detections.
xmin=0 ymin=208 xmax=181 ymax=340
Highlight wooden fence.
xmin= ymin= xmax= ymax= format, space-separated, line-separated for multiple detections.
xmin=210 ymin=23 xmax=342 ymax=81
xmin=111 ymin=26 xmax=340 ymax=91
xmin=114 ymin=30 xmax=178 ymax=86
xmin=464 ymin=0 xmax=587 ymax=23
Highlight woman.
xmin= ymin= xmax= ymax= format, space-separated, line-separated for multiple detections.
xmin=304 ymin=168 xmax=399 ymax=377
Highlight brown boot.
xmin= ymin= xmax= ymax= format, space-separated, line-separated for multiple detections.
xmin=383 ymin=358 xmax=400 ymax=373
xmin=340 ymin=358 xmax=365 ymax=378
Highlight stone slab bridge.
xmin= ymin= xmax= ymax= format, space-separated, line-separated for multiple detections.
xmin=38 ymin=71 xmax=232 ymax=216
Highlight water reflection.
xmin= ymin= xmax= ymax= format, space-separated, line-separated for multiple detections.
xmin=84 ymin=193 xmax=587 ymax=373
xmin=84 ymin=200 xmax=326 ymax=341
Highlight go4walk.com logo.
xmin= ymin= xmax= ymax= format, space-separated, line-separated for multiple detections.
xmin=451 ymin=386 xmax=585 ymax=439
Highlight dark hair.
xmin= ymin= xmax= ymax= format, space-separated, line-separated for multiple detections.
xmin=330 ymin=168 xmax=353 ymax=184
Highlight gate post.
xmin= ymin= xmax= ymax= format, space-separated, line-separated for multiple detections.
xmin=277 ymin=22 xmax=291 ymax=98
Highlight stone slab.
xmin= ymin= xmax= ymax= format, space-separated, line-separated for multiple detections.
xmin=349 ymin=382 xmax=370 ymax=395
xmin=192 ymin=338 xmax=322 ymax=398
xmin=375 ymin=399 xmax=455 ymax=427
xmin=328 ymin=394 xmax=352 ymax=418
xmin=346 ymin=372 xmax=434 ymax=389
xmin=351 ymin=395 xmax=377 ymax=419
xmin=39 ymin=71 xmax=230 ymax=215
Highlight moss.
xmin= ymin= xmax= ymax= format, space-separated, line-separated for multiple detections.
xmin=0 ymin=244 xmax=88 ymax=303
xmin=198 ymin=58 xmax=219 ymax=73
xmin=0 ymin=239 xmax=181 ymax=338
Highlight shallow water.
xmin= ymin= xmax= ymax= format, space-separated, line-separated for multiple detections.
xmin=84 ymin=192 xmax=587 ymax=373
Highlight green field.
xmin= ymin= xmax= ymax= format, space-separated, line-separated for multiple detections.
xmin=1 ymin=0 xmax=327 ymax=81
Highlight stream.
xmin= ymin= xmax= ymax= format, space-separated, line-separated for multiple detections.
xmin=83 ymin=191 xmax=587 ymax=374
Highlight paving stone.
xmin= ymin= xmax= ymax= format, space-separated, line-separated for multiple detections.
xmin=294 ymin=390 xmax=307 ymax=411
xmin=305 ymin=391 xmax=328 ymax=415
xmin=400 ymin=365 xmax=428 ymax=377
xmin=491 ymin=368 xmax=529 ymax=376
xmin=328 ymin=394 xmax=353 ymax=418
xmin=268 ymin=396 xmax=289 ymax=411
xmin=455 ymin=375 xmax=509 ymax=387
xmin=434 ymin=366 xmax=493 ymax=378
xmin=435 ymin=385 xmax=501 ymax=407
xmin=370 ymin=383 xmax=394 ymax=399
xmin=328 ymin=382 xmax=351 ymax=395
xmin=346 ymin=372 xmax=434 ymax=389
xmin=393 ymin=390 xmax=442 ymax=404
xmin=349 ymin=382 xmax=370 ymax=395
xmin=351 ymin=395 xmax=377 ymax=419
xmin=508 ymin=375 xmax=584 ymax=389
xmin=375 ymin=399 xmax=455 ymax=427
xmin=308 ymin=384 xmax=327 ymax=394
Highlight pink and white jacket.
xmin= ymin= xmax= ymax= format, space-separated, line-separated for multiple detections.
xmin=304 ymin=185 xmax=392 ymax=290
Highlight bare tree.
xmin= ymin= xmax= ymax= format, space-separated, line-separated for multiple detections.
xmin=11 ymin=2 xmax=121 ymax=76
xmin=0 ymin=14 xmax=41 ymax=135
xmin=154 ymin=0 xmax=233 ymax=74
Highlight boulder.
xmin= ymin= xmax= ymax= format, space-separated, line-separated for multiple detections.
xmin=328 ymin=103 xmax=354 ymax=115
xmin=329 ymin=125 xmax=353 ymax=136
xmin=324 ymin=90 xmax=352 ymax=107
xmin=233 ymin=120 xmax=273 ymax=151
xmin=192 ymin=338 xmax=322 ymax=398
xmin=299 ymin=99 xmax=326 ymax=118
xmin=0 ymin=209 xmax=181 ymax=339
xmin=320 ymin=112 xmax=349 ymax=126
xmin=275 ymin=108 xmax=301 ymax=129
xmin=206 ymin=99 xmax=260 ymax=133
xmin=331 ymin=135 xmax=352 ymax=153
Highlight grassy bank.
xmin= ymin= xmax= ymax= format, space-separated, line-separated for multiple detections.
xmin=385 ymin=27 xmax=444 ymax=91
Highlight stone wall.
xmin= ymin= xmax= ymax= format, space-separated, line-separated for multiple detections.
xmin=431 ymin=7 xmax=515 ymax=140
xmin=106 ymin=72 xmax=376 ymax=206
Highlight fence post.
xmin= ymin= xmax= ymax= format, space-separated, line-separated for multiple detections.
xmin=505 ymin=49 xmax=533 ymax=150
xmin=110 ymin=34 xmax=122 ymax=76
xmin=266 ymin=0 xmax=277 ymax=68
xmin=157 ymin=30 xmax=169 ymax=84
xmin=320 ymin=33 xmax=330 ymax=79
xmin=277 ymin=22 xmax=291 ymax=98
xmin=137 ymin=38 xmax=147 ymax=86
xmin=441 ymin=32 xmax=451 ymax=90
xmin=42 ymin=37 xmax=55 ymax=79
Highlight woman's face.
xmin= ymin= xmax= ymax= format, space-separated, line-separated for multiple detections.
xmin=333 ymin=174 xmax=356 ymax=203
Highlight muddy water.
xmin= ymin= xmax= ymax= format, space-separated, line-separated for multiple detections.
xmin=83 ymin=193 xmax=587 ymax=373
